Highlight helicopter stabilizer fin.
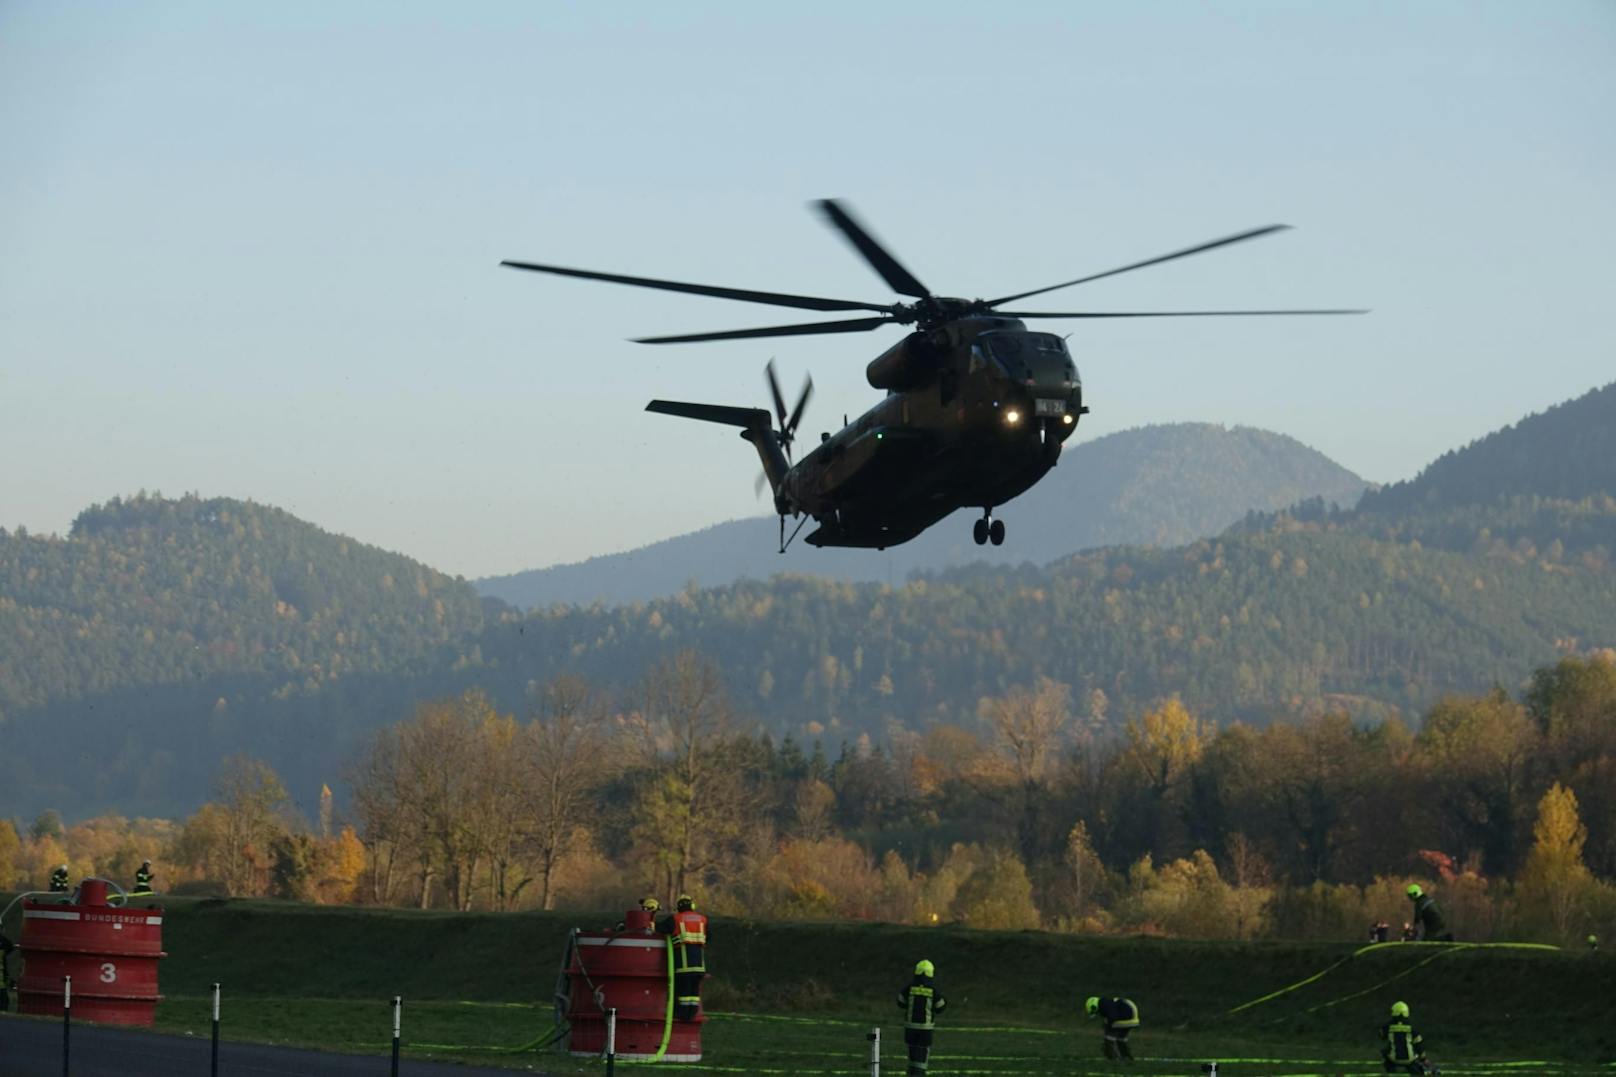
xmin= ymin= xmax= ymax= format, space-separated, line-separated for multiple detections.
xmin=646 ymin=399 xmax=791 ymax=500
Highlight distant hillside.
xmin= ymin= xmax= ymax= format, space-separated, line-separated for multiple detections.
xmin=0 ymin=493 xmax=484 ymax=715
xmin=477 ymin=423 xmax=1371 ymax=608
xmin=1359 ymin=381 xmax=1616 ymax=514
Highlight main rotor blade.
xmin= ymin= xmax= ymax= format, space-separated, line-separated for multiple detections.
xmin=814 ymin=200 xmax=931 ymax=299
xmin=786 ymin=375 xmax=814 ymax=437
xmin=633 ymin=316 xmax=894 ymax=344
xmin=500 ymin=260 xmax=892 ymax=314
xmin=997 ymin=308 xmax=1368 ymax=318
xmin=986 ymin=225 xmax=1293 ymax=307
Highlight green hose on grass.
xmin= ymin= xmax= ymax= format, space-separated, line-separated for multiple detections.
xmin=1226 ymin=941 xmax=1562 ymax=1016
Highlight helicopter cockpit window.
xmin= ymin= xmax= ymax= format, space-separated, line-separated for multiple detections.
xmin=984 ymin=334 xmax=1029 ymax=377
xmin=969 ymin=345 xmax=987 ymax=373
xmin=1030 ymin=333 xmax=1069 ymax=356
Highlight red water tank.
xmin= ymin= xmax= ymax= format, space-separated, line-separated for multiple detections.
xmin=562 ymin=908 xmax=704 ymax=1061
xmin=18 ymin=879 xmax=166 ymax=1026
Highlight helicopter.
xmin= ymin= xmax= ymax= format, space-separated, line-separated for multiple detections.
xmin=502 ymin=200 xmax=1362 ymax=551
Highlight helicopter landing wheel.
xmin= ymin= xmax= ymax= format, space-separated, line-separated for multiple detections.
xmin=972 ymin=518 xmax=989 ymax=546
xmin=989 ymin=518 xmax=1006 ymax=546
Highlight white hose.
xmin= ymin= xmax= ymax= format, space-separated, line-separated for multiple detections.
xmin=0 ymin=891 xmax=54 ymax=933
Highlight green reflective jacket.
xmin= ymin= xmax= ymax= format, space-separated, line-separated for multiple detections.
xmin=898 ymin=976 xmax=947 ymax=1031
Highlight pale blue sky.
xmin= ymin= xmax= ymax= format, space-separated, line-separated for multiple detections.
xmin=3 ymin=1 xmax=1613 ymax=577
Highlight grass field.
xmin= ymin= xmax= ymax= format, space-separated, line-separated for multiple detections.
xmin=5 ymin=895 xmax=1614 ymax=1074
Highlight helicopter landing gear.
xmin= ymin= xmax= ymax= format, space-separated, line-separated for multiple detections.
xmin=973 ymin=511 xmax=1006 ymax=547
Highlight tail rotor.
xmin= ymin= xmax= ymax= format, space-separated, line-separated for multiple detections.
xmin=756 ymin=359 xmax=813 ymax=501
xmin=766 ymin=359 xmax=813 ymax=464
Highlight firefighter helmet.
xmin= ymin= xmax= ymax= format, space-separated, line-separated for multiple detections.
xmin=1405 ymin=883 xmax=1423 ymax=899
xmin=1085 ymin=996 xmax=1100 ymax=1017
xmin=914 ymin=959 xmax=934 ymax=977
xmin=1390 ymin=1001 xmax=1410 ymax=1018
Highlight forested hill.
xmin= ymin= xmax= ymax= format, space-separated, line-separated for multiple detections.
xmin=476 ymin=422 xmax=1371 ymax=608
xmin=4 ymin=387 xmax=1616 ymax=821
xmin=1359 ymin=381 xmax=1616 ymax=514
xmin=0 ymin=493 xmax=483 ymax=715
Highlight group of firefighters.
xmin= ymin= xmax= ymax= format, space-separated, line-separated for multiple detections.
xmin=0 ymin=873 xmax=1564 ymax=1067
xmin=902 ymin=962 xmax=1437 ymax=1076
xmin=619 ymin=884 xmax=1455 ymax=1077
xmin=619 ymin=893 xmax=708 ymax=1021
xmin=46 ymin=860 xmax=155 ymax=897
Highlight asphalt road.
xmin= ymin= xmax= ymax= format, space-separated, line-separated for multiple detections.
xmin=0 ymin=1015 xmax=547 ymax=1076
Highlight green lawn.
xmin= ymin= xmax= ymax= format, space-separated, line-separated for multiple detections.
xmin=5 ymin=896 xmax=1614 ymax=1073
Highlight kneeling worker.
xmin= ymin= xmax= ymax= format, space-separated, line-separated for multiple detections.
xmin=1086 ymin=995 xmax=1140 ymax=1061
xmin=898 ymin=959 xmax=947 ymax=1075
xmin=656 ymin=893 xmax=707 ymax=1020
xmin=1406 ymin=885 xmax=1454 ymax=942
xmin=1381 ymin=1000 xmax=1429 ymax=1074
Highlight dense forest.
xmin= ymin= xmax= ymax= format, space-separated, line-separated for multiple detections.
xmin=1360 ymin=382 xmax=1616 ymax=514
xmin=1 ymin=383 xmax=1612 ymax=821
xmin=5 ymin=654 xmax=1612 ymax=947
xmin=476 ymin=421 xmax=1370 ymax=608
xmin=0 ymin=493 xmax=482 ymax=715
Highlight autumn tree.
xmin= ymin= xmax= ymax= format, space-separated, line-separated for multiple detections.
xmin=951 ymin=847 xmax=1041 ymax=930
xmin=1416 ymin=689 xmax=1538 ymax=875
xmin=628 ymin=652 xmax=755 ymax=899
xmin=1524 ymin=654 xmax=1616 ymax=874
xmin=1118 ymin=696 xmax=1210 ymax=857
xmin=350 ymin=690 xmax=514 ymax=909
xmin=214 ymin=756 xmax=294 ymax=896
xmin=978 ymin=677 xmax=1071 ymax=862
xmin=1517 ymin=783 xmax=1595 ymax=941
xmin=0 ymin=819 xmax=21 ymax=889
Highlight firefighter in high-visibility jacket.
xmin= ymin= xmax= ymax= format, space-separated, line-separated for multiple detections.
xmin=656 ymin=893 xmax=707 ymax=1020
xmin=1380 ymin=1000 xmax=1429 ymax=1074
xmin=897 ymin=959 xmax=947 ymax=1075
xmin=132 ymin=860 xmax=155 ymax=896
xmin=1086 ymin=995 xmax=1140 ymax=1061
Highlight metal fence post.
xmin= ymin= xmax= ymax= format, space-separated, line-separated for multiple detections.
xmin=606 ymin=1006 xmax=617 ymax=1077
xmin=390 ymin=996 xmax=402 ymax=1077
xmin=62 ymin=975 xmax=72 ymax=1077
xmin=868 ymin=1025 xmax=880 ymax=1077
xmin=211 ymin=983 xmax=221 ymax=1077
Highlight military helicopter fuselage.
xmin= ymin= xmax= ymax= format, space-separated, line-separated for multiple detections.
xmin=503 ymin=199 xmax=1360 ymax=551
xmin=774 ymin=318 xmax=1085 ymax=548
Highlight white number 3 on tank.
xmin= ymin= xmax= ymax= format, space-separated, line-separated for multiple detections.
xmin=99 ymin=962 xmax=116 ymax=983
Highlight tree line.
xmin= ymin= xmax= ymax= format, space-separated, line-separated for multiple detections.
xmin=5 ymin=651 xmax=1613 ymax=947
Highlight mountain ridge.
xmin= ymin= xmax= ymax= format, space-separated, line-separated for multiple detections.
xmin=476 ymin=422 xmax=1371 ymax=608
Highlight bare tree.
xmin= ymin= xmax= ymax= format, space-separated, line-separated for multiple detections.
xmin=211 ymin=755 xmax=294 ymax=897
xmin=523 ymin=676 xmax=613 ymax=909
xmin=351 ymin=691 xmax=508 ymax=910
xmin=979 ymin=677 xmax=1072 ymax=861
